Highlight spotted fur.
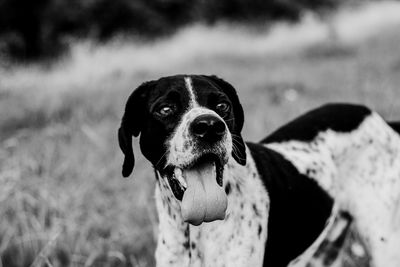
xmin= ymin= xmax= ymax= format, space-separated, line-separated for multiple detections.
xmin=156 ymin=149 xmax=269 ymax=267
xmin=267 ymin=112 xmax=400 ymax=267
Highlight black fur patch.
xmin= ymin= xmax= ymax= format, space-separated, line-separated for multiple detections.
xmin=262 ymin=104 xmax=371 ymax=144
xmin=388 ymin=121 xmax=400 ymax=134
xmin=183 ymin=241 xmax=190 ymax=250
xmin=225 ymin=182 xmax=231 ymax=195
xmin=252 ymin=203 xmax=260 ymax=217
xmin=247 ymin=142 xmax=333 ymax=267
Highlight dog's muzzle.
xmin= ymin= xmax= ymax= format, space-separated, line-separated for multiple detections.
xmin=164 ymin=114 xmax=230 ymax=225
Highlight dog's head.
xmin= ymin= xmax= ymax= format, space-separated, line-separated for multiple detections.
xmin=118 ymin=75 xmax=246 ymax=225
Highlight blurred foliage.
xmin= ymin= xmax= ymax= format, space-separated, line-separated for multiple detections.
xmin=0 ymin=0 xmax=344 ymax=61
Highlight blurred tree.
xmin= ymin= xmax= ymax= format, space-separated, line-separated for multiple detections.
xmin=0 ymin=0 xmax=50 ymax=59
xmin=0 ymin=0 xmax=352 ymax=61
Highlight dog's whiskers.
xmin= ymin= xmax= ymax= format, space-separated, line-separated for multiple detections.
xmin=232 ymin=143 xmax=246 ymax=161
xmin=231 ymin=133 xmax=240 ymax=138
xmin=155 ymin=150 xmax=168 ymax=169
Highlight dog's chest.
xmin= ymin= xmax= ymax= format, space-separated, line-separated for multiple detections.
xmin=155 ymin=155 xmax=269 ymax=267
xmin=189 ymin=161 xmax=268 ymax=267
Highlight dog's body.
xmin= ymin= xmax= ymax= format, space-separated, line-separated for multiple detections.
xmin=118 ymin=75 xmax=400 ymax=267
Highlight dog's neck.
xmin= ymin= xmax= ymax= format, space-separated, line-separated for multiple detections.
xmin=153 ymin=147 xmax=269 ymax=266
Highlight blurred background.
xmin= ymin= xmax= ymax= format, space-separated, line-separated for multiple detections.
xmin=0 ymin=0 xmax=400 ymax=266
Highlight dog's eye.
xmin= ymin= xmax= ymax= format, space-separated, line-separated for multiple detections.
xmin=215 ymin=102 xmax=230 ymax=113
xmin=157 ymin=105 xmax=175 ymax=117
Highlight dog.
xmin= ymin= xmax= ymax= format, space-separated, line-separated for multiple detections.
xmin=118 ymin=75 xmax=400 ymax=267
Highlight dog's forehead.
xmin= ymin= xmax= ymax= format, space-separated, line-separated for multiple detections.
xmin=191 ymin=76 xmax=221 ymax=95
xmin=147 ymin=75 xmax=225 ymax=105
xmin=147 ymin=76 xmax=188 ymax=100
xmin=185 ymin=75 xmax=227 ymax=105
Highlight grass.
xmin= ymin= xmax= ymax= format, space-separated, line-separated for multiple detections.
xmin=1 ymin=2 xmax=400 ymax=266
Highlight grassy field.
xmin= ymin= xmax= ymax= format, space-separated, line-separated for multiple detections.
xmin=1 ymin=2 xmax=400 ymax=266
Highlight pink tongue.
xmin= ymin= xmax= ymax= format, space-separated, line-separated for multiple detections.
xmin=181 ymin=162 xmax=227 ymax=226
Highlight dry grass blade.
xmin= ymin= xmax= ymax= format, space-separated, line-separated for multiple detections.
xmin=29 ymin=229 xmax=61 ymax=267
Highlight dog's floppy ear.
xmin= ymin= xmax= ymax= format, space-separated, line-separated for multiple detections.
xmin=118 ymin=81 xmax=155 ymax=177
xmin=204 ymin=75 xmax=246 ymax=165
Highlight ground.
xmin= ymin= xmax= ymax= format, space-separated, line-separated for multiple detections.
xmin=0 ymin=2 xmax=400 ymax=266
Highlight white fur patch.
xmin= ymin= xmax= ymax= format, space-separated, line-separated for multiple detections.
xmin=185 ymin=77 xmax=198 ymax=108
xmin=155 ymin=171 xmax=190 ymax=266
xmin=267 ymin=113 xmax=400 ymax=267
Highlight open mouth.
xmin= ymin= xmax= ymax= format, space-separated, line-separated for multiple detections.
xmin=166 ymin=154 xmax=224 ymax=200
xmin=164 ymin=153 xmax=227 ymax=225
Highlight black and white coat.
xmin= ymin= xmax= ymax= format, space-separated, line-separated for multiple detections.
xmin=118 ymin=75 xmax=400 ymax=267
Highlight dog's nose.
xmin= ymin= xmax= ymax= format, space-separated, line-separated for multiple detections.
xmin=190 ymin=115 xmax=226 ymax=142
